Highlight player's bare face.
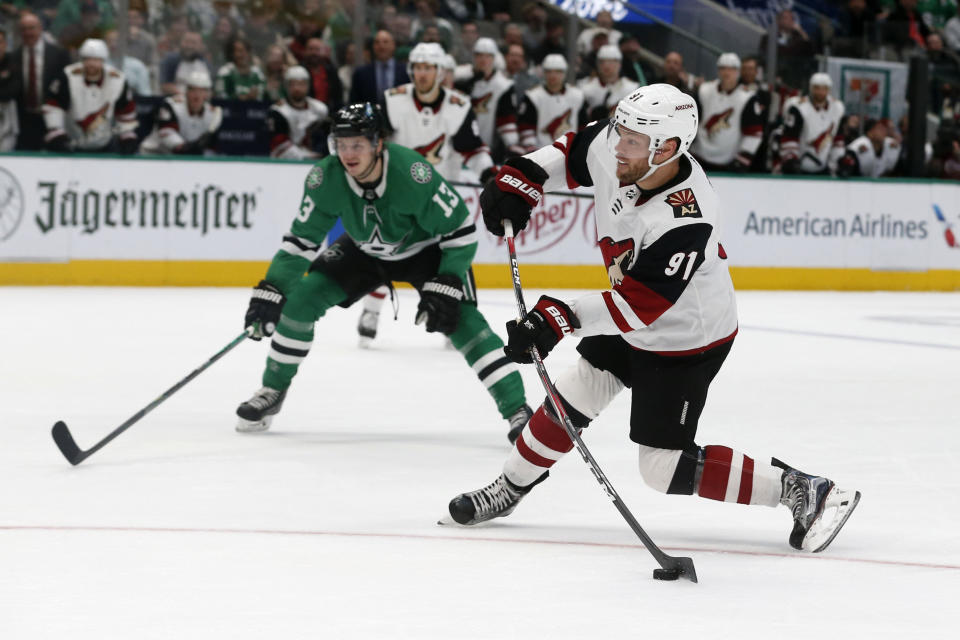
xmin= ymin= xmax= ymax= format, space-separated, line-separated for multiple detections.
xmin=598 ymin=59 xmax=620 ymax=84
xmin=544 ymin=69 xmax=565 ymax=93
xmin=717 ymin=66 xmax=738 ymax=91
xmin=186 ymin=86 xmax=207 ymax=113
xmin=412 ymin=63 xmax=438 ymax=95
xmin=811 ymin=85 xmax=829 ymax=106
xmin=287 ymin=78 xmax=309 ymax=102
xmin=473 ymin=53 xmax=494 ymax=78
xmin=336 ymin=136 xmax=380 ymax=180
xmin=611 ymin=125 xmax=677 ymax=184
xmin=82 ymin=58 xmax=104 ymax=82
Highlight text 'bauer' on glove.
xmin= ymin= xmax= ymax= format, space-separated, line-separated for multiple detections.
xmin=245 ymin=280 xmax=286 ymax=340
xmin=479 ymin=157 xmax=548 ymax=237
xmin=416 ymin=274 xmax=464 ymax=335
xmin=504 ymin=295 xmax=580 ymax=364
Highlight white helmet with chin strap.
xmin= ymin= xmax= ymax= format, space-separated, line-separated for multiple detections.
xmin=407 ymin=42 xmax=447 ymax=93
xmin=610 ymin=83 xmax=699 ymax=181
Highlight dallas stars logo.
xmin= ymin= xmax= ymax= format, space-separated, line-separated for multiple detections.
xmin=410 ymin=162 xmax=432 ymax=184
xmin=357 ymin=225 xmax=410 ymax=257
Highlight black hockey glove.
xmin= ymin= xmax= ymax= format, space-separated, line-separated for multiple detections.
xmin=117 ymin=135 xmax=138 ymax=155
xmin=504 ymin=295 xmax=579 ymax=364
xmin=781 ymin=157 xmax=800 ymax=174
xmin=244 ymin=280 xmax=286 ymax=340
xmin=416 ymin=274 xmax=464 ymax=335
xmin=479 ymin=165 xmax=498 ymax=186
xmin=479 ymin=157 xmax=547 ymax=237
xmin=47 ymin=133 xmax=71 ymax=153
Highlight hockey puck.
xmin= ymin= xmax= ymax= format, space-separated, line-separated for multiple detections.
xmin=652 ymin=568 xmax=680 ymax=581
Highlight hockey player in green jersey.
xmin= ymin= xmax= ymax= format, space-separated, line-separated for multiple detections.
xmin=237 ymin=102 xmax=532 ymax=442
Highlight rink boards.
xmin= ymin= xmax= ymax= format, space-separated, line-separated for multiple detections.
xmin=1 ymin=154 xmax=959 ymax=290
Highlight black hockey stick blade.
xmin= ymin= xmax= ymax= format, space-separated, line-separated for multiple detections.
xmin=658 ymin=556 xmax=697 ymax=583
xmin=51 ymin=420 xmax=85 ymax=465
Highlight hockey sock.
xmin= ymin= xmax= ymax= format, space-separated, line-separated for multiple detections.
xmin=362 ymin=286 xmax=389 ymax=313
xmin=504 ymin=404 xmax=576 ymax=487
xmin=695 ymin=445 xmax=782 ymax=507
xmin=450 ymin=306 xmax=526 ymax=418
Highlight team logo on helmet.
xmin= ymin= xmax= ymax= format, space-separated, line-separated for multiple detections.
xmin=410 ymin=161 xmax=433 ymax=184
xmin=666 ymin=188 xmax=701 ymax=219
xmin=306 ymin=166 xmax=323 ymax=189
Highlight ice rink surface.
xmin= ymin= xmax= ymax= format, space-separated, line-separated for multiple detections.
xmin=2 ymin=286 xmax=958 ymax=639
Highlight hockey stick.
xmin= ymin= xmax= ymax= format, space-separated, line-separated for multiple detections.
xmin=51 ymin=329 xmax=251 ymax=466
xmin=502 ymin=220 xmax=698 ymax=583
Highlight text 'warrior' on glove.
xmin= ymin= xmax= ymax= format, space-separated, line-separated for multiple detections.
xmin=244 ymin=280 xmax=286 ymax=340
xmin=416 ymin=274 xmax=464 ymax=335
xmin=479 ymin=157 xmax=548 ymax=237
xmin=504 ymin=295 xmax=579 ymax=364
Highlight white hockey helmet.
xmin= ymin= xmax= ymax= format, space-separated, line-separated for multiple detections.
xmin=810 ymin=72 xmax=832 ymax=89
xmin=284 ymin=65 xmax=310 ymax=84
xmin=716 ymin=52 xmax=741 ymax=69
xmin=610 ymin=83 xmax=699 ymax=179
xmin=597 ymin=44 xmax=622 ymax=61
xmin=441 ymin=53 xmax=456 ymax=71
xmin=185 ymin=70 xmax=212 ymax=89
xmin=542 ymin=54 xmax=567 ymax=72
xmin=79 ymin=38 xmax=108 ymax=60
xmin=473 ymin=37 xmax=499 ymax=56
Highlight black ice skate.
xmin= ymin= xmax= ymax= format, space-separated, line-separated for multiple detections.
xmin=774 ymin=458 xmax=861 ymax=553
xmin=506 ymin=403 xmax=533 ymax=444
xmin=236 ymin=387 xmax=287 ymax=433
xmin=447 ymin=472 xmax=548 ymax=525
xmin=357 ymin=310 xmax=379 ymax=347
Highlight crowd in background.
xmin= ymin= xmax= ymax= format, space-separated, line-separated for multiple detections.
xmin=3 ymin=0 xmax=960 ymax=179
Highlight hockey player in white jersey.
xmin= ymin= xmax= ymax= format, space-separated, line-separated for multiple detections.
xmin=690 ymin=53 xmax=766 ymax=172
xmin=361 ymin=43 xmax=497 ymax=344
xmin=455 ymin=38 xmax=521 ymax=157
xmin=836 ymin=118 xmax=900 ymax=178
xmin=577 ymin=44 xmax=639 ymax=122
xmin=779 ymin=72 xmax=846 ymax=174
xmin=140 ymin=71 xmax=223 ymax=155
xmin=517 ymin=54 xmax=586 ymax=151
xmin=446 ymin=84 xmax=861 ymax=555
xmin=42 ymin=38 xmax=138 ymax=154
xmin=266 ymin=66 xmax=330 ymax=159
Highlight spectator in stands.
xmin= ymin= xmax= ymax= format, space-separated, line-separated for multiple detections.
xmin=12 ymin=12 xmax=71 ymax=151
xmin=0 ymin=30 xmax=19 ymax=152
xmin=52 ymin=0 xmax=114 ymax=43
xmin=160 ymin=31 xmax=214 ymax=96
xmin=58 ymin=0 xmax=112 ymax=52
xmin=946 ymin=6 xmax=960 ymax=52
xmin=288 ymin=5 xmax=325 ymax=64
xmin=211 ymin=0 xmax=245 ymax=31
xmin=926 ymin=32 xmax=960 ymax=110
xmin=105 ymin=29 xmax=151 ymax=96
xmin=532 ymin=16 xmax=566 ymax=65
xmin=438 ymin=0 xmax=484 ymax=21
xmin=157 ymin=14 xmax=190 ymax=61
xmin=759 ymin=9 xmax=816 ymax=90
xmin=483 ymin=0 xmax=511 ymax=24
xmin=834 ymin=0 xmax=877 ymax=58
xmin=503 ymin=23 xmax=525 ymax=49
xmin=216 ymin=36 xmax=267 ymax=101
xmin=412 ymin=0 xmax=454 ymax=46
xmin=452 ymin=21 xmax=480 ymax=65
xmin=126 ymin=6 xmax=158 ymax=71
xmin=350 ymin=30 xmax=409 ymax=106
xmin=656 ymin=51 xmax=695 ymax=93
xmin=577 ymin=9 xmax=621 ymax=56
xmin=205 ymin=15 xmax=238 ymax=71
xmin=43 ymin=38 xmax=138 ymax=154
xmin=140 ymin=70 xmax=222 ymax=156
xmin=263 ymin=43 xmax=291 ymax=101
xmin=579 ymin=44 xmax=639 ymax=120
xmin=420 ymin=23 xmax=451 ymax=51
xmin=619 ymin=35 xmax=651 ymax=86
xmin=338 ymin=41 xmax=357 ymax=105
xmin=243 ymin=0 xmax=284 ymax=60
xmin=505 ymin=43 xmax=537 ymax=95
xmin=520 ymin=2 xmax=547 ymax=53
xmin=303 ymin=37 xmax=343 ymax=112
xmin=883 ymin=0 xmax=930 ymax=57
xmin=266 ymin=65 xmax=329 ymax=159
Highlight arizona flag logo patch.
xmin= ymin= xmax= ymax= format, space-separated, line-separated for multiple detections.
xmin=666 ymin=188 xmax=701 ymax=219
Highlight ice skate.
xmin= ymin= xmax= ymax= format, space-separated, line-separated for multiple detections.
xmin=236 ymin=387 xmax=287 ymax=432
xmin=775 ymin=458 xmax=861 ymax=552
xmin=446 ymin=472 xmax=548 ymax=525
xmin=357 ymin=309 xmax=379 ymax=348
xmin=506 ymin=403 xmax=533 ymax=444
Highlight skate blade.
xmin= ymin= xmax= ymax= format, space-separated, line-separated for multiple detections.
xmin=358 ymin=336 xmax=374 ymax=349
xmin=236 ymin=414 xmax=274 ymax=433
xmin=804 ymin=487 xmax=861 ymax=552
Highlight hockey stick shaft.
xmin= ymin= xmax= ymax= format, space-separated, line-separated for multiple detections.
xmin=51 ymin=330 xmax=251 ymax=465
xmin=502 ymin=220 xmax=697 ymax=582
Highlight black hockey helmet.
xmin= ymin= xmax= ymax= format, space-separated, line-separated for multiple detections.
xmin=330 ymin=102 xmax=388 ymax=144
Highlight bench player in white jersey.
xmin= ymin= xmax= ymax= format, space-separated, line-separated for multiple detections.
xmin=836 ymin=118 xmax=900 ymax=178
xmin=690 ymin=53 xmax=766 ymax=172
xmin=140 ymin=71 xmax=223 ymax=155
xmin=455 ymin=38 xmax=521 ymax=157
xmin=42 ymin=38 xmax=138 ymax=154
xmin=266 ymin=66 xmax=330 ymax=159
xmin=359 ymin=43 xmax=496 ymax=344
xmin=779 ymin=72 xmax=846 ymax=174
xmin=446 ymin=84 xmax=860 ymax=554
xmin=517 ymin=54 xmax=586 ymax=151
xmin=577 ymin=44 xmax=639 ymax=122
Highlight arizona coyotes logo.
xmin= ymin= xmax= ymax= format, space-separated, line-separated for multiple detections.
xmin=599 ymin=236 xmax=635 ymax=286
xmin=666 ymin=188 xmax=701 ymax=219
xmin=415 ymin=134 xmax=446 ymax=165
xmin=704 ymin=107 xmax=733 ymax=138
xmin=472 ymin=92 xmax=493 ymax=114
xmin=542 ymin=109 xmax=572 ymax=140
xmin=812 ymin=124 xmax=835 ymax=153
xmin=77 ymin=103 xmax=110 ymax=132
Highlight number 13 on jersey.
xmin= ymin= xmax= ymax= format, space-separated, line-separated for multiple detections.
xmin=432 ymin=183 xmax=459 ymax=218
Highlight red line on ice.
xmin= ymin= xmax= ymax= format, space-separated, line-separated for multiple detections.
xmin=2 ymin=524 xmax=957 ymax=572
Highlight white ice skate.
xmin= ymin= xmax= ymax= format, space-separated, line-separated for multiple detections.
xmin=776 ymin=458 xmax=861 ymax=552
xmin=236 ymin=387 xmax=286 ymax=433
xmin=357 ymin=310 xmax=379 ymax=348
